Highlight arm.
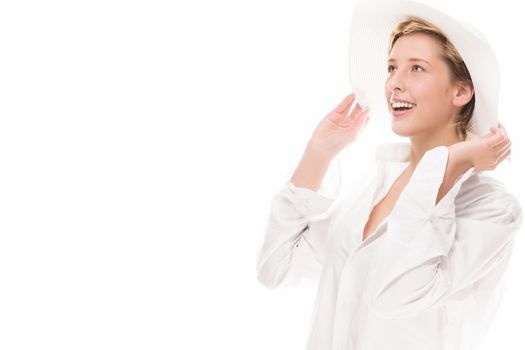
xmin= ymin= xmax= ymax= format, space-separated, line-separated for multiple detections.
xmin=256 ymin=92 xmax=370 ymax=289
xmin=367 ymin=146 xmax=523 ymax=319
xmin=255 ymin=151 xmax=342 ymax=289
xmin=435 ymin=149 xmax=473 ymax=205
xmin=290 ymin=141 xmax=334 ymax=192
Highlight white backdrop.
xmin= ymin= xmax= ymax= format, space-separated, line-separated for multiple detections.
xmin=0 ymin=0 xmax=523 ymax=349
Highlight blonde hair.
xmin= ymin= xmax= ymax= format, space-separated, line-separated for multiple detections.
xmin=388 ymin=16 xmax=475 ymax=141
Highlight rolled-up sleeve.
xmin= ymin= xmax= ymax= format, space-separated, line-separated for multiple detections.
xmin=256 ymin=158 xmax=342 ymax=289
xmin=367 ymin=146 xmax=524 ymax=319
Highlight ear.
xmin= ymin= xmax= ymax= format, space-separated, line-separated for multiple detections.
xmin=452 ymin=81 xmax=474 ymax=108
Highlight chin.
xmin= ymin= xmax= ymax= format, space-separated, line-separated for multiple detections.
xmin=391 ymin=121 xmax=416 ymax=137
xmin=391 ymin=128 xmax=413 ymax=138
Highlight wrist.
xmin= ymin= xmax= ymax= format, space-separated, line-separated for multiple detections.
xmin=446 ymin=147 xmax=473 ymax=184
xmin=306 ymin=139 xmax=337 ymax=162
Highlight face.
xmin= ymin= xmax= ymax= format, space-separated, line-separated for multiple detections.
xmin=384 ymin=32 xmax=472 ymax=138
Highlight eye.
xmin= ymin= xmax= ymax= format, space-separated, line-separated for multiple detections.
xmin=387 ymin=64 xmax=424 ymax=73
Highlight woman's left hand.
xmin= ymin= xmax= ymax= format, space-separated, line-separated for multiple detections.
xmin=448 ymin=123 xmax=512 ymax=173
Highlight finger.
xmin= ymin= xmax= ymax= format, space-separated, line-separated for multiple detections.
xmin=494 ymin=121 xmax=507 ymax=135
xmin=493 ymin=129 xmax=510 ymax=149
xmin=500 ymin=124 xmax=509 ymax=140
xmin=495 ymin=141 xmax=511 ymax=158
xmin=360 ymin=110 xmax=370 ymax=124
xmin=354 ymin=111 xmax=370 ymax=133
xmin=485 ymin=126 xmax=498 ymax=138
xmin=340 ymin=106 xmax=366 ymax=126
xmin=344 ymin=103 xmax=368 ymax=123
xmin=489 ymin=127 xmax=507 ymax=147
xmin=496 ymin=147 xmax=511 ymax=164
xmin=333 ymin=93 xmax=356 ymax=114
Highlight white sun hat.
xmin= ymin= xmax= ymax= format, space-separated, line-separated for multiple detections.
xmin=347 ymin=0 xmax=500 ymax=138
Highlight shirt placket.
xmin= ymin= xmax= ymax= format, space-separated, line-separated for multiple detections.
xmin=329 ymin=165 xmax=385 ymax=350
xmin=331 ymin=160 xmax=410 ymax=349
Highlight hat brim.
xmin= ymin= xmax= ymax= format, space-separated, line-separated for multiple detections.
xmin=347 ymin=0 xmax=500 ymax=137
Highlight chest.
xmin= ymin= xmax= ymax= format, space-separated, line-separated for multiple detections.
xmin=361 ymin=169 xmax=411 ymax=241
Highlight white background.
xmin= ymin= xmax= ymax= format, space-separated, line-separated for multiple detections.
xmin=0 ymin=0 xmax=523 ymax=349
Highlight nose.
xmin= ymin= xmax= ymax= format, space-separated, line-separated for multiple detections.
xmin=388 ymin=76 xmax=404 ymax=94
xmin=387 ymin=69 xmax=406 ymax=94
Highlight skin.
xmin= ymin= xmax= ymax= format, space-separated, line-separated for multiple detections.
xmin=383 ymin=32 xmax=511 ymax=205
xmin=363 ymin=32 xmax=512 ymax=239
xmin=291 ymin=32 xmax=511 ymax=240
xmin=384 ymin=32 xmax=472 ymax=165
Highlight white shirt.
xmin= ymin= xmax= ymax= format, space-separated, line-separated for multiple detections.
xmin=256 ymin=142 xmax=523 ymax=350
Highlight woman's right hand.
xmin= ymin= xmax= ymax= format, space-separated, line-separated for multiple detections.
xmin=307 ymin=93 xmax=370 ymax=159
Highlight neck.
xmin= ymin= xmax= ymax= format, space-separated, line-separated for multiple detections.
xmin=407 ymin=128 xmax=462 ymax=171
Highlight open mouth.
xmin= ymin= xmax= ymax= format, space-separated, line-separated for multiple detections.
xmin=391 ymin=104 xmax=416 ymax=118
xmin=393 ymin=106 xmax=414 ymax=112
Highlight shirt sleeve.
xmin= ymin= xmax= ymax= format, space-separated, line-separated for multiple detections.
xmin=366 ymin=145 xmax=524 ymax=319
xmin=256 ymin=157 xmax=342 ymax=289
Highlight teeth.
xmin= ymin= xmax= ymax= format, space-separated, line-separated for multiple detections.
xmin=392 ymin=101 xmax=416 ymax=108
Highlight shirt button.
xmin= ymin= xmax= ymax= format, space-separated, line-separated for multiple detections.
xmin=342 ymin=301 xmax=350 ymax=310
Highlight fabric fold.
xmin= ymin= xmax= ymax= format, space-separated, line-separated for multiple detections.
xmin=256 ymin=157 xmax=343 ymax=289
xmin=367 ymin=146 xmax=523 ymax=319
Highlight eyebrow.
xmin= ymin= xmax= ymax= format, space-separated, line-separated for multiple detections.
xmin=387 ymin=58 xmax=432 ymax=66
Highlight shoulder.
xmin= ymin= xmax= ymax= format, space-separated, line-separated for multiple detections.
xmin=455 ymin=172 xmax=523 ymax=226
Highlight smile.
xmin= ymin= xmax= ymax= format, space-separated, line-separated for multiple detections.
xmin=392 ymin=105 xmax=415 ymax=118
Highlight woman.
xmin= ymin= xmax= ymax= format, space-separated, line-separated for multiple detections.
xmin=256 ymin=0 xmax=522 ymax=349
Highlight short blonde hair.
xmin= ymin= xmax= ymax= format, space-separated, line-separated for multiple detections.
xmin=388 ymin=16 xmax=475 ymax=141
